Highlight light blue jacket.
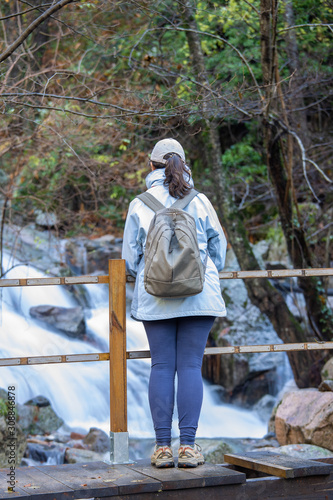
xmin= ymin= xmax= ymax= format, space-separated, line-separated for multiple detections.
xmin=122 ymin=168 xmax=227 ymax=320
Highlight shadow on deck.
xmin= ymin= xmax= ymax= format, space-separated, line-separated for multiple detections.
xmin=1 ymin=452 xmax=333 ymax=500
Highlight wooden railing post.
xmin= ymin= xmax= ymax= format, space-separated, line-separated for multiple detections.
xmin=108 ymin=259 xmax=128 ymax=463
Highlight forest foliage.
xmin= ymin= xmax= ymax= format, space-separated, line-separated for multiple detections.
xmin=1 ymin=0 xmax=333 ymax=385
xmin=0 ymin=0 xmax=332 ymax=244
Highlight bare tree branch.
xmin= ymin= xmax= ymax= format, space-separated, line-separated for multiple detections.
xmin=3 ymin=97 xmax=209 ymax=119
xmin=278 ymin=23 xmax=333 ymax=34
xmin=0 ymin=0 xmax=76 ymax=64
xmin=0 ymin=3 xmax=53 ymax=21
xmin=238 ymin=180 xmax=250 ymax=210
xmin=273 ymin=117 xmax=332 ymax=201
xmin=305 ymin=158 xmax=332 ymax=184
xmin=293 ymin=91 xmax=333 ymax=112
xmin=1 ymin=83 xmax=254 ymax=117
xmin=19 ymin=0 xmax=107 ymax=47
xmin=309 ymin=222 xmax=333 ymax=239
xmin=241 ymin=0 xmax=260 ymax=14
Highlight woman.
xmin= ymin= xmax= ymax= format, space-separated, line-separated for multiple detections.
xmin=122 ymin=138 xmax=227 ymax=468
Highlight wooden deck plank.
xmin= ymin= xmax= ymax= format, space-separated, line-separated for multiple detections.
xmin=240 ymin=474 xmax=333 ymax=500
xmin=124 ymin=460 xmax=245 ymax=490
xmin=0 ymin=458 xmax=332 ymax=500
xmin=124 ymin=462 xmax=204 ymax=490
xmin=92 ymin=474 xmax=333 ymax=500
xmin=85 ymin=462 xmax=161 ymax=495
xmin=51 ymin=461 xmax=161 ymax=496
xmin=2 ymin=466 xmax=74 ymax=500
xmin=0 ymin=470 xmax=30 ymax=499
xmin=0 ymin=462 xmax=161 ymax=500
xmin=179 ymin=462 xmax=246 ymax=487
xmin=34 ymin=462 xmax=119 ymax=498
xmin=224 ymin=451 xmax=333 ymax=478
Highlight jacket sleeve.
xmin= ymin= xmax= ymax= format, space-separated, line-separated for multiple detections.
xmin=202 ymin=195 xmax=227 ymax=272
xmin=121 ymin=199 xmax=144 ymax=277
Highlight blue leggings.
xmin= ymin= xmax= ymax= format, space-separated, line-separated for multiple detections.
xmin=143 ymin=316 xmax=215 ymax=446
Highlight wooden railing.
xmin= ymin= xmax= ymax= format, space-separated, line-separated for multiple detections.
xmin=1 ymin=259 xmax=333 ymax=462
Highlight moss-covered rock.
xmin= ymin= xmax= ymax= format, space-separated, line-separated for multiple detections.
xmin=321 ymin=357 xmax=333 ymax=381
xmin=32 ymin=406 xmax=64 ymax=434
xmin=0 ymin=416 xmax=27 ymax=467
xmin=204 ymin=442 xmax=234 ymax=464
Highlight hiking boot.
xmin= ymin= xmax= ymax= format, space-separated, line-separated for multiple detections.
xmin=151 ymin=445 xmax=174 ymax=468
xmin=178 ymin=444 xmax=204 ymax=468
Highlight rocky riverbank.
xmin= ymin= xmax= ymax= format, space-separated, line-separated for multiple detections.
xmin=3 ymin=221 xmax=296 ymax=407
xmin=1 ymin=222 xmax=333 ymax=466
xmin=2 ymin=223 xmax=123 ymax=278
xmin=1 ymin=357 xmax=333 ymax=468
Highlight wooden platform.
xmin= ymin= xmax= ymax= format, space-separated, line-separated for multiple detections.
xmin=1 ymin=453 xmax=333 ymax=500
xmin=224 ymin=451 xmax=333 ymax=478
xmin=0 ymin=460 xmax=245 ymax=500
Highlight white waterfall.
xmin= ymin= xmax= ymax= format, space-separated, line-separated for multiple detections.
xmin=0 ymin=251 xmax=268 ymax=439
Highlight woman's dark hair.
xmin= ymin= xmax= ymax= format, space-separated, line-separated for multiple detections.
xmin=151 ymin=153 xmax=191 ymax=199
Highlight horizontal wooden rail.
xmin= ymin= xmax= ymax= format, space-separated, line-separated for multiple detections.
xmin=0 ymin=275 xmax=109 ymax=287
xmin=1 ymin=267 xmax=333 ymax=288
xmin=1 ymin=342 xmax=332 ymax=367
xmin=0 ymin=353 xmax=110 ymax=366
xmin=126 ymin=267 xmax=333 ymax=282
xmin=127 ymin=341 xmax=333 ymax=358
xmin=218 ymin=268 xmax=333 ymax=280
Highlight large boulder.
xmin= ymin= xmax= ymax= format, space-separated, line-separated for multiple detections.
xmin=16 ymin=404 xmax=38 ymax=433
xmin=35 ymin=211 xmax=59 ymax=228
xmin=65 ymin=236 xmax=122 ymax=275
xmin=204 ymin=442 xmax=233 ymax=464
xmin=83 ymin=427 xmax=110 ymax=453
xmin=0 ymin=417 xmax=27 ymax=467
xmin=3 ymin=223 xmax=64 ymax=275
xmin=65 ymin=447 xmax=107 ymax=464
xmin=275 ymin=389 xmax=333 ymax=451
xmin=16 ymin=397 xmax=64 ymax=435
xmin=260 ymin=443 xmax=333 ymax=460
xmin=0 ymin=390 xmax=27 ymax=466
xmin=319 ymin=380 xmax=333 ymax=392
xmin=25 ymin=440 xmax=66 ymax=464
xmin=3 ymin=223 xmax=121 ymax=276
xmin=25 ymin=395 xmax=51 ymax=407
xmin=33 ymin=406 xmax=64 ymax=434
xmin=321 ymin=357 xmax=333 ymax=381
xmin=30 ymin=305 xmax=85 ymax=338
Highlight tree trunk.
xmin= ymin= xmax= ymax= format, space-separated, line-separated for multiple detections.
xmin=181 ymin=0 xmax=324 ymax=388
xmin=0 ymin=197 xmax=8 ymax=278
xmin=259 ymin=0 xmax=333 ymax=342
xmin=283 ymin=0 xmax=309 ymax=146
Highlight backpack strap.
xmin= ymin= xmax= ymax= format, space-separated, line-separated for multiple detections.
xmin=136 ymin=192 xmax=165 ymax=213
xmin=171 ymin=189 xmax=200 ymax=210
xmin=137 ymin=188 xmax=200 ymax=212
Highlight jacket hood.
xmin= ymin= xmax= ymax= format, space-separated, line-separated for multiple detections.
xmin=145 ymin=167 xmax=194 ymax=190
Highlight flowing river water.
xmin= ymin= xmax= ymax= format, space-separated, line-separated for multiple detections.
xmin=0 ymin=250 xmax=282 ymax=442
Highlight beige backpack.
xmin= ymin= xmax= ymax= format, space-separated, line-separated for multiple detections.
xmin=136 ymin=189 xmax=206 ymax=298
